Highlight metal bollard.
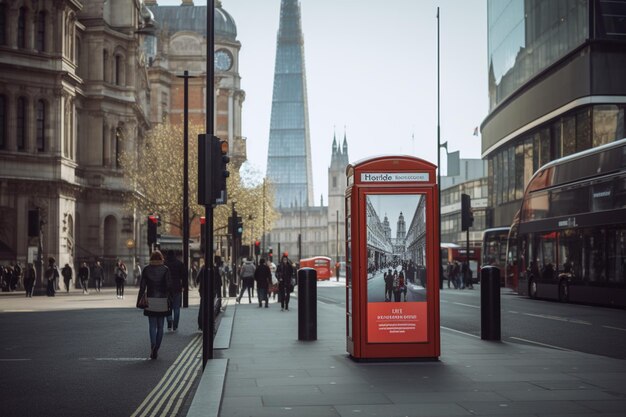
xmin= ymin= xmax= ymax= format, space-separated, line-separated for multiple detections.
xmin=297 ymin=267 xmax=317 ymax=341
xmin=480 ymin=266 xmax=501 ymax=340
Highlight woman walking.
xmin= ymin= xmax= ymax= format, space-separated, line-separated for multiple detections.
xmin=114 ymin=259 xmax=128 ymax=299
xmin=138 ymin=251 xmax=172 ymax=360
xmin=276 ymin=254 xmax=294 ymax=311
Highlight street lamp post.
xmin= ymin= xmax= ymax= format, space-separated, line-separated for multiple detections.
xmin=436 ymin=7 xmax=444 ymax=291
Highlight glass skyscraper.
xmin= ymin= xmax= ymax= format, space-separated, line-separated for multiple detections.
xmin=266 ymin=0 xmax=314 ymax=208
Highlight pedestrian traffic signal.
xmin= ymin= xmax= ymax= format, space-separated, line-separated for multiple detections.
xmin=268 ymin=247 xmax=273 ymax=262
xmin=254 ymin=240 xmax=261 ymax=256
xmin=212 ymin=136 xmax=230 ymax=204
xmin=200 ymin=216 xmax=206 ymax=253
xmin=235 ymin=216 xmax=243 ymax=237
xmin=147 ymin=214 xmax=160 ymax=246
xmin=461 ymin=193 xmax=474 ymax=231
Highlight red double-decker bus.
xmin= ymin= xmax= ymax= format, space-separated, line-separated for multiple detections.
xmin=509 ymin=138 xmax=626 ymax=307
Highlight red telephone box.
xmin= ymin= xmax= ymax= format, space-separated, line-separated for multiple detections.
xmin=345 ymin=156 xmax=440 ymax=360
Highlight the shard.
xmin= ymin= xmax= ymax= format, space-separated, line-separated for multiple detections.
xmin=266 ymin=0 xmax=314 ymax=208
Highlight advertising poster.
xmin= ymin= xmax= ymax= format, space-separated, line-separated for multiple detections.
xmin=366 ymin=194 xmax=428 ymax=343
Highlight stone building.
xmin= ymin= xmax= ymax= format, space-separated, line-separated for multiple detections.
xmin=0 ymin=0 xmax=153 ymax=284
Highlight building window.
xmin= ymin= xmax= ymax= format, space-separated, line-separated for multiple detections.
xmin=36 ymin=100 xmax=45 ymax=152
xmin=36 ymin=12 xmax=45 ymax=51
xmin=17 ymin=97 xmax=26 ymax=151
xmin=332 ymin=176 xmax=337 ymax=188
xmin=114 ymin=55 xmax=122 ymax=85
xmin=115 ymin=127 xmax=122 ymax=168
xmin=0 ymin=95 xmax=5 ymax=149
xmin=0 ymin=4 xmax=6 ymax=46
xmin=103 ymin=50 xmax=109 ymax=82
xmin=17 ymin=7 xmax=26 ymax=49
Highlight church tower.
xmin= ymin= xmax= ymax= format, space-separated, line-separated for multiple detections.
xmin=396 ymin=212 xmax=406 ymax=240
xmin=328 ymin=131 xmax=349 ymax=262
xmin=266 ymin=0 xmax=314 ymax=208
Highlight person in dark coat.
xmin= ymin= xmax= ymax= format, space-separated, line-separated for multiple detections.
xmin=276 ymin=255 xmax=294 ymax=311
xmin=254 ymin=258 xmax=272 ymax=308
xmin=138 ymin=250 xmax=172 ymax=360
xmin=24 ymin=263 xmax=36 ymax=297
xmin=78 ymin=262 xmax=90 ymax=294
xmin=91 ymin=261 xmax=104 ymax=292
xmin=45 ymin=257 xmax=59 ymax=297
xmin=165 ymin=250 xmax=185 ymax=331
xmin=114 ymin=259 xmax=128 ymax=299
xmin=384 ymin=268 xmax=394 ymax=301
xmin=61 ymin=263 xmax=72 ymax=292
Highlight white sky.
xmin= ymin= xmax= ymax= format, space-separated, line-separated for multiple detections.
xmin=155 ymin=0 xmax=488 ymax=202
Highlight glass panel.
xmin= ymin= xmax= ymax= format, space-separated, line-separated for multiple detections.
xmin=524 ymin=137 xmax=533 ymax=188
xmin=36 ymin=12 xmax=45 ymax=51
xmin=562 ymin=114 xmax=576 ymax=157
xmin=17 ymin=8 xmax=25 ymax=49
xmin=583 ymin=228 xmax=606 ymax=283
xmin=558 ymin=229 xmax=583 ymax=281
xmin=606 ymin=229 xmax=626 ymax=284
xmin=596 ymin=0 xmax=626 ymax=40
xmin=36 ymin=100 xmax=44 ymax=152
xmin=17 ymin=97 xmax=26 ymax=150
xmin=508 ymin=146 xmax=516 ymax=202
xmin=593 ymin=105 xmax=620 ymax=147
xmin=515 ymin=141 xmax=524 ymax=199
xmin=538 ymin=232 xmax=557 ymax=282
xmin=576 ymin=108 xmax=592 ymax=152
xmin=539 ymin=128 xmax=551 ymax=167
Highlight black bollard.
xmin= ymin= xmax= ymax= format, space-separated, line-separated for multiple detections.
xmin=480 ymin=266 xmax=501 ymax=340
xmin=297 ymin=267 xmax=317 ymax=341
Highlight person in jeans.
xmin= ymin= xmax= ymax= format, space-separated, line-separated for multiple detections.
xmin=236 ymin=258 xmax=256 ymax=304
xmin=91 ymin=261 xmax=104 ymax=292
xmin=165 ymin=250 xmax=185 ymax=331
xmin=138 ymin=250 xmax=172 ymax=360
xmin=78 ymin=262 xmax=90 ymax=294
xmin=254 ymin=258 xmax=272 ymax=308
xmin=114 ymin=259 xmax=127 ymax=299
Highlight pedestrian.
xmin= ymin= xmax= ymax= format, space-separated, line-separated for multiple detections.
xmin=78 ymin=262 xmax=90 ymax=294
xmin=190 ymin=262 xmax=198 ymax=289
xmin=384 ymin=268 xmax=394 ymax=301
xmin=236 ymin=257 xmax=255 ymax=304
xmin=254 ymin=258 xmax=272 ymax=308
xmin=165 ymin=250 xmax=184 ymax=331
xmin=5 ymin=265 xmax=15 ymax=291
xmin=268 ymin=258 xmax=278 ymax=300
xmin=137 ymin=250 xmax=172 ymax=360
xmin=14 ymin=262 xmax=23 ymax=291
xmin=276 ymin=254 xmax=294 ymax=311
xmin=24 ymin=263 xmax=36 ymax=297
xmin=134 ymin=261 xmax=142 ymax=287
xmin=45 ymin=257 xmax=59 ymax=297
xmin=335 ymin=261 xmax=341 ymax=282
xmin=114 ymin=259 xmax=128 ymax=299
xmin=91 ymin=261 xmax=104 ymax=292
xmin=61 ymin=263 xmax=73 ymax=292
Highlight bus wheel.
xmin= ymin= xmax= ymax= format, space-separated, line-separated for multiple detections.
xmin=558 ymin=280 xmax=569 ymax=302
xmin=529 ymin=278 xmax=538 ymax=299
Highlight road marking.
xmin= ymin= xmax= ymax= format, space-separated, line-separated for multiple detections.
xmin=441 ymin=326 xmax=480 ymax=339
xmin=130 ymin=335 xmax=202 ymax=417
xmin=509 ymin=336 xmax=574 ymax=352
xmin=522 ymin=312 xmax=591 ymax=325
xmin=452 ymin=302 xmax=479 ymax=309
xmin=603 ymin=325 xmax=626 ymax=332
xmin=92 ymin=358 xmax=150 ymax=361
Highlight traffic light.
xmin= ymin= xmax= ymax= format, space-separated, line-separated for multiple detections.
xmin=200 ymin=216 xmax=206 ymax=253
xmin=461 ymin=193 xmax=474 ymax=231
xmin=235 ymin=216 xmax=243 ymax=237
xmin=147 ymin=214 xmax=160 ymax=246
xmin=254 ymin=240 xmax=261 ymax=256
xmin=212 ymin=136 xmax=230 ymax=204
xmin=268 ymin=247 xmax=273 ymax=263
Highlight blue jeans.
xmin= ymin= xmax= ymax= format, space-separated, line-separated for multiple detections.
xmin=148 ymin=316 xmax=165 ymax=350
xmin=167 ymin=292 xmax=182 ymax=329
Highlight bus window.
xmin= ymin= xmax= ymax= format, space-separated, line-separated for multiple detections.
xmin=606 ymin=229 xmax=626 ymax=284
xmin=584 ymin=229 xmax=606 ymax=283
xmin=539 ymin=233 xmax=556 ymax=282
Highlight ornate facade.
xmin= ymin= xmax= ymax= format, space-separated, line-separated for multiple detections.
xmin=0 ymin=0 xmax=153 ymax=284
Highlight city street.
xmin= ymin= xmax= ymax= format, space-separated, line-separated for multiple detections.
xmin=317 ymin=282 xmax=626 ymax=360
xmin=366 ymin=268 xmax=426 ymax=303
xmin=0 ymin=288 xmax=205 ymax=417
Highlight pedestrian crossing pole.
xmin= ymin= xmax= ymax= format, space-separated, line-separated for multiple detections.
xmin=202 ymin=0 xmax=216 ymax=368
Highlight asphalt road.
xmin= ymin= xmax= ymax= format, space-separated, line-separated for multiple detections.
xmin=0 ymin=288 xmax=204 ymax=417
xmin=316 ymin=281 xmax=626 ymax=360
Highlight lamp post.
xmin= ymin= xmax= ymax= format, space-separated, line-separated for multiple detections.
xmin=436 ymin=7 xmax=443 ymax=290
xmin=177 ymin=70 xmax=197 ymax=309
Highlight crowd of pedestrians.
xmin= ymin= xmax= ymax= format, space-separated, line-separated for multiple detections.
xmin=445 ymin=260 xmax=474 ymax=289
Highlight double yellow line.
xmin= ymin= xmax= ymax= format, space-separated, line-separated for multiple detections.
xmin=131 ymin=334 xmax=202 ymax=417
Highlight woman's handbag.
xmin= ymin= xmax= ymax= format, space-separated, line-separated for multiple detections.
xmin=136 ymin=292 xmax=149 ymax=309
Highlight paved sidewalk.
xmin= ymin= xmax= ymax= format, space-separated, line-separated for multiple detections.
xmin=196 ymin=293 xmax=626 ymax=417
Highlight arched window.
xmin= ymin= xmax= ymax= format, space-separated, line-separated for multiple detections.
xmin=0 ymin=95 xmax=5 ymax=149
xmin=36 ymin=11 xmax=45 ymax=51
xmin=103 ymin=215 xmax=118 ymax=259
xmin=0 ymin=4 xmax=7 ymax=46
xmin=17 ymin=8 xmax=26 ymax=49
xmin=36 ymin=100 xmax=45 ymax=152
xmin=115 ymin=55 xmax=121 ymax=85
xmin=17 ymin=97 xmax=26 ymax=151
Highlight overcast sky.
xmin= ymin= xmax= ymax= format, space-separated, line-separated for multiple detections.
xmin=155 ymin=0 xmax=488 ymax=202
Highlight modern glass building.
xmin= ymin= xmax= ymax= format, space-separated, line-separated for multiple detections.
xmin=266 ymin=0 xmax=314 ymax=208
xmin=481 ymin=0 xmax=626 ymax=228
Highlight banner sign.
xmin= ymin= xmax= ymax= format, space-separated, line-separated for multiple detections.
xmin=361 ymin=173 xmax=429 ymax=183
